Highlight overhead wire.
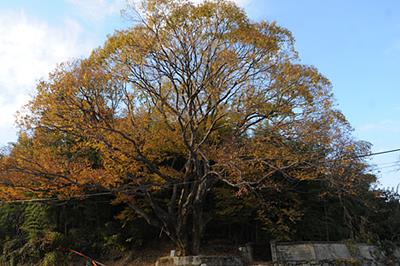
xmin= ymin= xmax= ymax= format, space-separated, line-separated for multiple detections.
xmin=2 ymin=147 xmax=400 ymax=204
xmin=0 ymin=180 xmax=196 ymax=204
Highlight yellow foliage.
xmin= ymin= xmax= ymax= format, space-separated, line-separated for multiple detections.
xmin=0 ymin=0 xmax=366 ymax=220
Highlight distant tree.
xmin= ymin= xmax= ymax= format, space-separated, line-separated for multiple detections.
xmin=0 ymin=0 xmax=366 ymax=255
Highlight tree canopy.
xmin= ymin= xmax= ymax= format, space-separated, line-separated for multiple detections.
xmin=0 ymin=0 xmax=375 ymax=255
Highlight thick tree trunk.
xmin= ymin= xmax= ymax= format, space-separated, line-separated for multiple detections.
xmin=176 ymin=218 xmax=203 ymax=255
xmin=175 ymin=210 xmax=203 ymax=256
xmin=127 ymin=171 xmax=212 ymax=256
xmin=127 ymin=197 xmax=207 ymax=256
xmin=191 ymin=202 xmax=204 ymax=255
xmin=175 ymin=189 xmax=207 ymax=255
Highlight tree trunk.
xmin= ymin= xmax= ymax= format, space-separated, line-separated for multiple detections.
xmin=127 ymin=198 xmax=206 ymax=256
xmin=126 ymin=172 xmax=211 ymax=256
xmin=175 ymin=209 xmax=203 ymax=256
xmin=191 ymin=204 xmax=203 ymax=255
xmin=175 ymin=193 xmax=207 ymax=256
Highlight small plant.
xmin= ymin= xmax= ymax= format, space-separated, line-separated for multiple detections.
xmin=42 ymin=251 xmax=66 ymax=266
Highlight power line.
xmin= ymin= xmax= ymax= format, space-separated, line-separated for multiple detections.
xmin=2 ymin=148 xmax=400 ymax=204
xmin=1 ymin=191 xmax=114 ymax=204
xmin=0 ymin=181 xmax=196 ymax=204
xmin=1 ymin=192 xmax=112 ymax=204
xmin=355 ymin=148 xmax=400 ymax=159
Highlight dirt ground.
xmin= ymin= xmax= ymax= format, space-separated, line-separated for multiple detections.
xmin=102 ymin=242 xmax=173 ymax=266
xmin=101 ymin=241 xmax=241 ymax=266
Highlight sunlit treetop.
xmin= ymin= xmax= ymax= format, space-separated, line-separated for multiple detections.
xmin=0 ymin=0 xmax=371 ymax=255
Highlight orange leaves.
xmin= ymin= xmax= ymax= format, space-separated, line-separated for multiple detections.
xmin=0 ymin=0 xmax=366 ymax=219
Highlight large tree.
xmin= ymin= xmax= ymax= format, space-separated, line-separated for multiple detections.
xmin=0 ymin=0 xmax=364 ymax=255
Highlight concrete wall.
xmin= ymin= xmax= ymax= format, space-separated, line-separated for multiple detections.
xmin=155 ymin=242 xmax=398 ymax=265
xmin=155 ymin=255 xmax=244 ymax=266
xmin=271 ymin=241 xmax=384 ymax=265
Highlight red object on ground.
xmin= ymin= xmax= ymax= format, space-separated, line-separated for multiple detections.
xmin=65 ymin=248 xmax=105 ymax=266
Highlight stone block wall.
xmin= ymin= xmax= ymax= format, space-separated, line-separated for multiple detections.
xmin=270 ymin=241 xmax=385 ymax=265
xmin=155 ymin=255 xmax=244 ymax=266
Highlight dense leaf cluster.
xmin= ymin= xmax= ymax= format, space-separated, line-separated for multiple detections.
xmin=0 ymin=0 xmax=398 ymax=261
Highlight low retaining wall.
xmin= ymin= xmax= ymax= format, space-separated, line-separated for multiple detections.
xmin=155 ymin=255 xmax=244 ymax=266
xmin=271 ymin=241 xmax=384 ymax=265
xmin=155 ymin=242 xmax=400 ymax=265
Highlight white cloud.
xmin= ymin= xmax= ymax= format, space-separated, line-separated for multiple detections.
xmin=0 ymin=10 xmax=93 ymax=144
xmin=0 ymin=94 xmax=29 ymax=128
xmin=67 ymin=0 xmax=127 ymax=21
xmin=358 ymin=120 xmax=400 ymax=134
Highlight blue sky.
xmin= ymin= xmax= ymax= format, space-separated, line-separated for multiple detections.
xmin=0 ymin=0 xmax=399 ymax=188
